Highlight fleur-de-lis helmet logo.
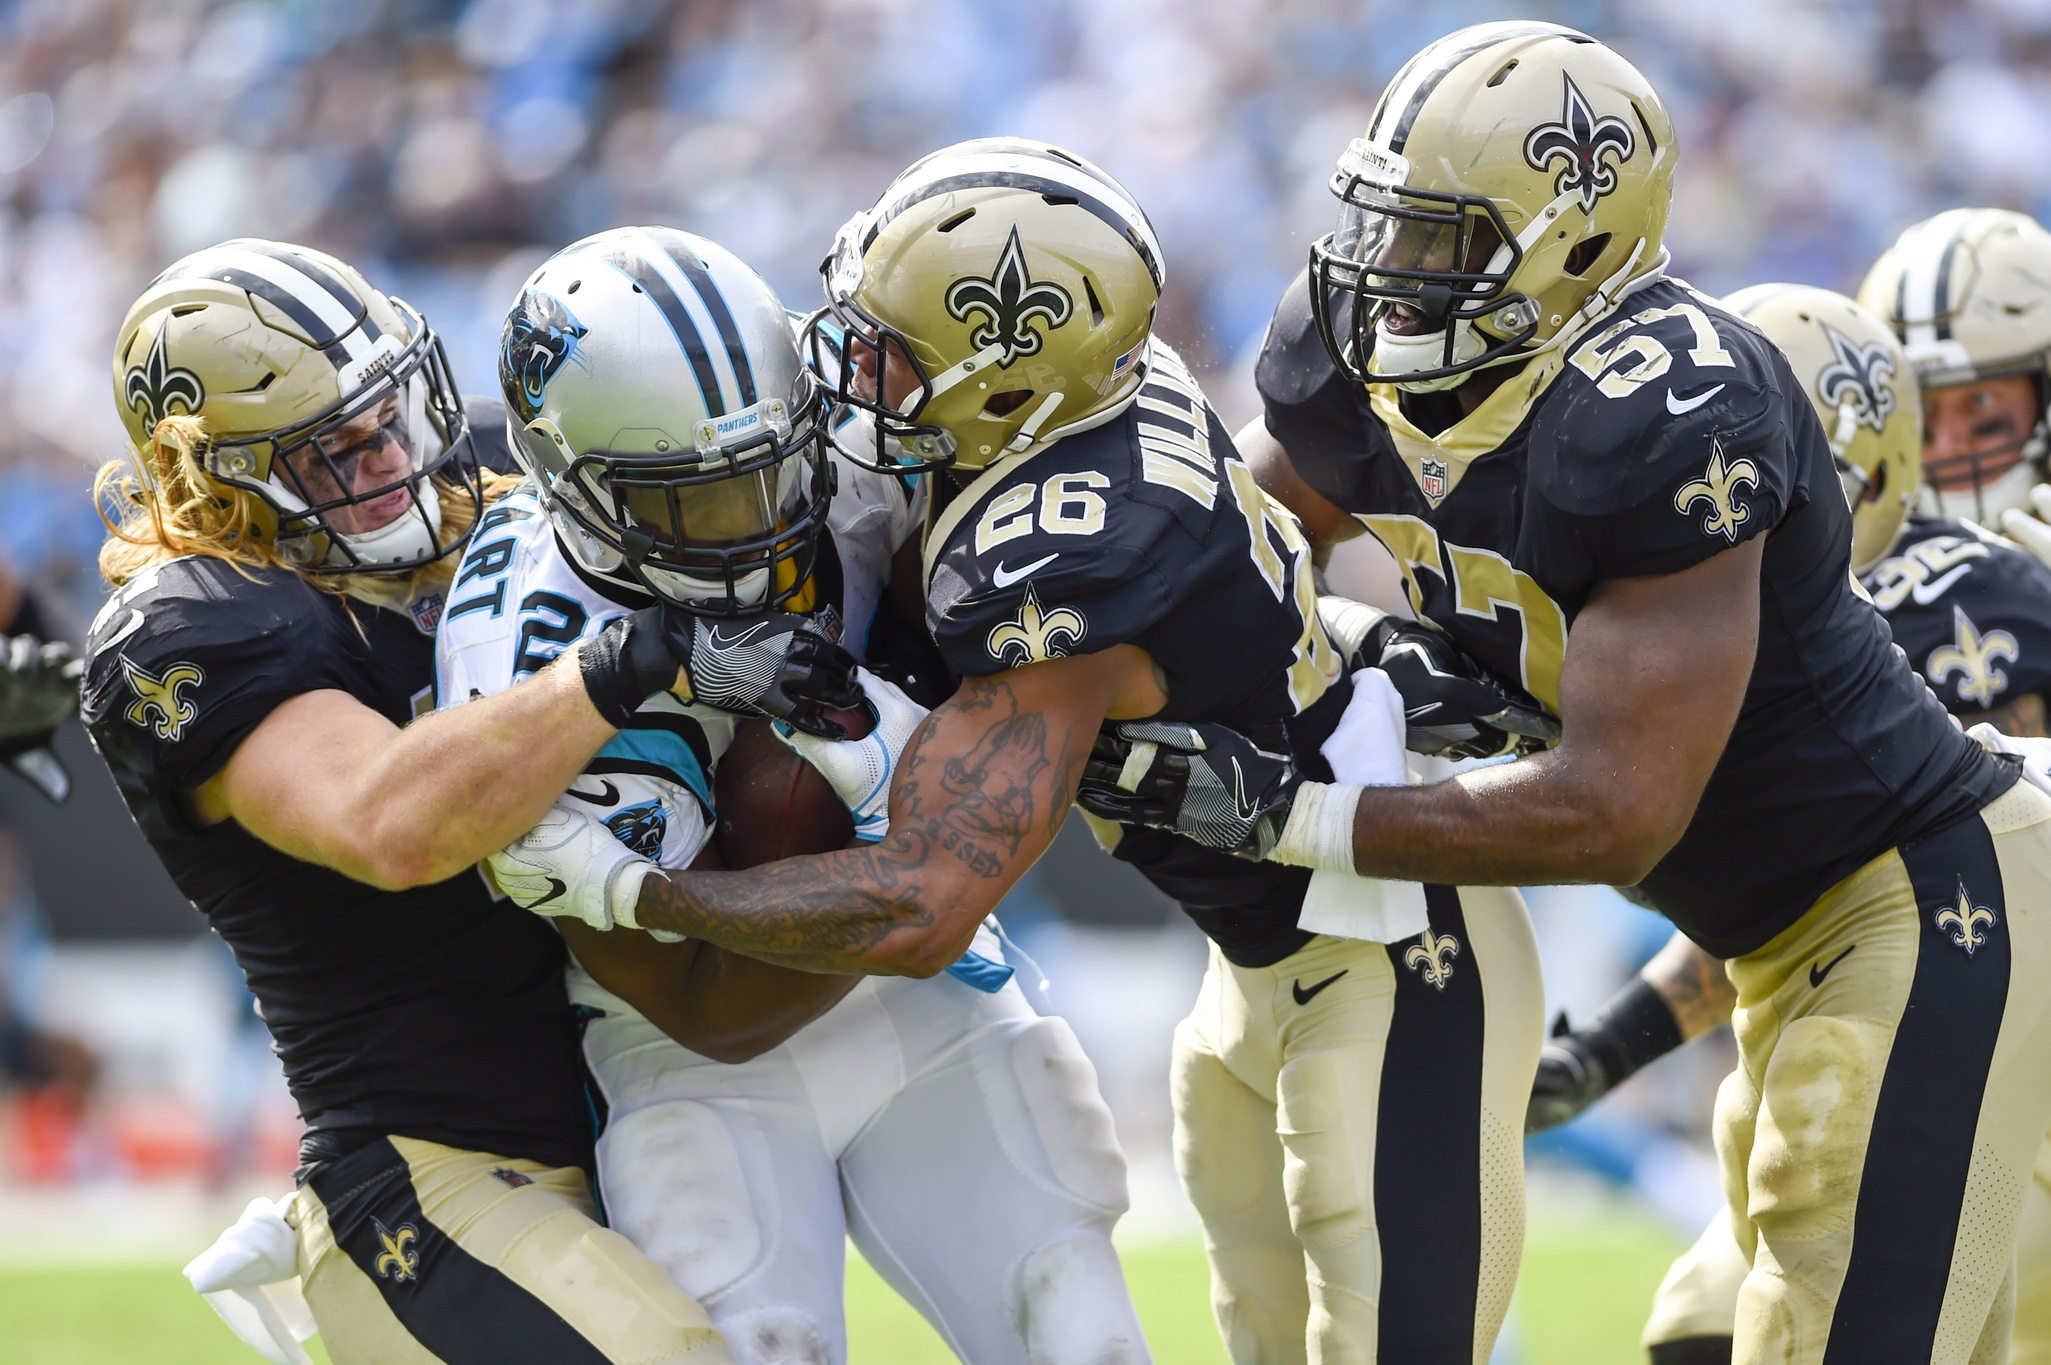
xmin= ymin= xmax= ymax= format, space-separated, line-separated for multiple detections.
xmin=987 ymin=584 xmax=1087 ymax=667
xmin=1926 ymin=605 xmax=2018 ymax=709
xmin=1403 ymin=928 xmax=1461 ymax=991
xmin=1522 ymin=73 xmax=1637 ymax=214
xmin=1674 ymin=438 xmax=1760 ymax=543
xmin=1815 ymin=323 xmax=1898 ymax=434
xmin=1935 ymin=880 xmax=1997 ymax=957
xmin=945 ymin=227 xmax=1074 ymax=368
xmin=123 ymin=324 xmax=206 ymax=434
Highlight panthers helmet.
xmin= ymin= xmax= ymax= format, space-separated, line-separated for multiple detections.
xmin=1311 ymin=22 xmax=1677 ymax=392
xmin=500 ymin=226 xmax=830 ymax=616
xmin=803 ymin=137 xmax=1165 ymax=473
xmin=1858 ymin=208 xmax=2051 ymax=522
xmin=111 ymin=239 xmax=473 ymax=573
xmin=1725 ymin=284 xmax=1920 ymax=573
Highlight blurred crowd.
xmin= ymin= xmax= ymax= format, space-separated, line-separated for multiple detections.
xmin=2 ymin=0 xmax=2050 ymax=1186
xmin=3 ymin=0 xmax=2050 ymax=633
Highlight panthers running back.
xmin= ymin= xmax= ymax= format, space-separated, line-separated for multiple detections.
xmin=453 ymin=225 xmax=1149 ymax=1365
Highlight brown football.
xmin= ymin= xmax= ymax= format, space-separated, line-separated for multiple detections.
xmin=713 ymin=707 xmax=872 ymax=869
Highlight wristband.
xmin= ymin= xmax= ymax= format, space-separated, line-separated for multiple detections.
xmin=579 ymin=608 xmax=681 ymax=726
xmin=1579 ymin=976 xmax=1686 ymax=1086
xmin=1272 ymin=781 xmax=1360 ymax=873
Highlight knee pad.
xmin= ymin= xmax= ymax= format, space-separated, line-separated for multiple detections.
xmin=1015 ymin=1230 xmax=1147 ymax=1365
xmin=597 ymin=1098 xmax=762 ymax=1299
xmin=718 ymin=1308 xmax=831 ymax=1365
xmin=1277 ymin=1047 xmax=1375 ymax=1254
xmin=1745 ymin=1016 xmax=1883 ymax=1241
xmin=999 ymin=1016 xmax=1129 ymax=1214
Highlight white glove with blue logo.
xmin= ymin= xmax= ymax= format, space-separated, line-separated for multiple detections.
xmin=774 ymin=667 xmax=930 ymax=842
xmin=488 ymin=805 xmax=654 ymax=932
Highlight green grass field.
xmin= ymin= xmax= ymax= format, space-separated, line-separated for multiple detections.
xmin=0 ymin=1219 xmax=1684 ymax=1364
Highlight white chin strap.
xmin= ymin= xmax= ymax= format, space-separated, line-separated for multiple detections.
xmin=1374 ymin=321 xmax=1491 ymax=393
xmin=1922 ymin=459 xmax=2043 ymax=525
xmin=332 ymin=478 xmax=443 ymax=568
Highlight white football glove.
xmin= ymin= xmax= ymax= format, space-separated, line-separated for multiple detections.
xmin=773 ymin=667 xmax=930 ymax=842
xmin=1969 ymin=722 xmax=2051 ymax=798
xmin=1998 ymin=485 xmax=2051 ymax=569
xmin=488 ymin=806 xmax=654 ymax=932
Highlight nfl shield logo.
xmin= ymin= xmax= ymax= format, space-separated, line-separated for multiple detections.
xmin=1420 ymin=458 xmax=1448 ymax=501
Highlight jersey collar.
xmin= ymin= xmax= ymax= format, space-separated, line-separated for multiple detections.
xmin=1367 ymin=347 xmax=1568 ymax=506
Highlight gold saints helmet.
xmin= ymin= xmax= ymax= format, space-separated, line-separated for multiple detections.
xmin=1724 ymin=284 xmax=1919 ymax=573
xmin=111 ymin=238 xmax=475 ymax=573
xmin=1858 ymin=209 xmax=2051 ymax=522
xmin=1310 ymin=21 xmax=1677 ymax=392
xmin=803 ymin=137 xmax=1165 ymax=472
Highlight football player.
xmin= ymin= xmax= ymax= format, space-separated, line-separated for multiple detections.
xmin=1064 ymin=23 xmax=2051 ymax=1364
xmin=489 ymin=139 xmax=1547 ymax=1365
xmin=80 ymin=240 xmax=856 ymax=1365
xmin=445 ymin=224 xmax=1150 ymax=1365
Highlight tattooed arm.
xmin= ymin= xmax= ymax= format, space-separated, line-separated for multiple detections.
xmin=1639 ymin=929 xmax=1736 ymax=1039
xmin=630 ymin=644 xmax=1169 ymax=977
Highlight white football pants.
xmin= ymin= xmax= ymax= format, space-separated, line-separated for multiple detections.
xmin=576 ymin=924 xmax=1151 ymax=1365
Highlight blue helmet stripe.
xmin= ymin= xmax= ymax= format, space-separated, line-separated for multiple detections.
xmin=661 ymin=239 xmax=758 ymax=409
xmin=599 ymin=244 xmax=726 ymax=418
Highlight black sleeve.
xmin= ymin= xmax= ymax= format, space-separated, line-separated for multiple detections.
xmin=1522 ymin=318 xmax=1804 ymax=583
xmin=81 ymin=563 xmax=348 ymax=792
xmin=460 ymin=395 xmax=521 ymax=477
xmin=1254 ymin=269 xmax=1391 ymax=512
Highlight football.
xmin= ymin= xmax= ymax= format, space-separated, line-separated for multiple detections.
xmin=713 ymin=707 xmax=871 ymax=869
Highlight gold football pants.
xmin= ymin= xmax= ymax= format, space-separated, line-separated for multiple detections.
xmin=1648 ymin=1129 xmax=2051 ymax=1363
xmin=1172 ymin=885 xmax=1543 ymax=1365
xmin=1703 ymin=779 xmax=2051 ymax=1365
xmin=287 ymin=1134 xmax=732 ymax=1365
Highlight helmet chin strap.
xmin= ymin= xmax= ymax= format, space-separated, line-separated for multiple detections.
xmin=331 ymin=478 xmax=444 ymax=568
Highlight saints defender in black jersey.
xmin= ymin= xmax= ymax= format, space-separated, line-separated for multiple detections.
xmin=81 ymin=240 xmax=857 ymax=1365
xmin=490 ymin=139 xmax=1547 ymax=1364
xmin=1076 ymin=23 xmax=2051 ymax=1365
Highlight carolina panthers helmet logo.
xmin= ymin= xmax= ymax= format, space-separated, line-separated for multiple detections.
xmin=1926 ymin=605 xmax=2017 ymax=708
xmin=1403 ymin=928 xmax=1461 ymax=991
xmin=1522 ymin=73 xmax=1637 ymax=214
xmin=987 ymin=584 xmax=1086 ymax=667
xmin=1936 ymin=881 xmax=1997 ymax=957
xmin=1815 ymin=323 xmax=1898 ymax=434
xmin=945 ymin=228 xmax=1073 ymax=368
xmin=500 ymin=289 xmax=587 ymax=422
xmin=604 ymin=800 xmax=668 ymax=860
xmin=119 ymin=657 xmax=203 ymax=742
xmin=123 ymin=326 xmax=206 ymax=433
xmin=1675 ymin=438 xmax=1760 ymax=543
xmin=372 ymin=1218 xmax=421 ymax=1283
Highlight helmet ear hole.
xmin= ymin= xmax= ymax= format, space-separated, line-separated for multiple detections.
xmin=984 ymin=389 xmax=1034 ymax=417
xmin=1565 ymin=234 xmax=1611 ymax=276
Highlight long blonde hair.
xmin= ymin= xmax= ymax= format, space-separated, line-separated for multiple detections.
xmin=97 ymin=414 xmax=517 ymax=594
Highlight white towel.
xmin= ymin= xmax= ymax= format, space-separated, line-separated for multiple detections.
xmin=1296 ymin=669 xmax=1432 ymax=944
xmin=183 ymin=1195 xmax=317 ymax=1365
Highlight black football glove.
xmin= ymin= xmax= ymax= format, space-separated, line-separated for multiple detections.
xmin=0 ymin=636 xmax=80 ymax=804
xmin=1076 ymin=719 xmax=1302 ymax=860
xmin=1525 ymin=977 xmax=1688 ymax=1134
xmin=581 ymin=607 xmax=863 ymax=738
xmin=1364 ymin=618 xmax=1560 ymax=760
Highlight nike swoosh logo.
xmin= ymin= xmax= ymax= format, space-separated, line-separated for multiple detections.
xmin=706 ymin=621 xmax=772 ymax=648
xmin=564 ymin=780 xmax=621 ymax=807
xmin=1666 ymin=384 xmax=1726 ymax=415
xmin=1908 ymin=565 xmax=1973 ymax=605
xmin=533 ymin=877 xmax=568 ymax=908
xmin=1292 ymin=970 xmax=1348 ymax=1005
xmin=993 ymin=553 xmax=1059 ymax=589
xmin=1810 ymin=944 xmax=1855 ymax=988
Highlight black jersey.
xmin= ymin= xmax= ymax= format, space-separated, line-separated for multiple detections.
xmin=1862 ymin=515 xmax=2051 ymax=720
xmin=80 ymin=548 xmax=593 ymax=1172
xmin=1258 ymin=273 xmax=2011 ymax=959
xmin=925 ymin=343 xmax=1342 ymax=967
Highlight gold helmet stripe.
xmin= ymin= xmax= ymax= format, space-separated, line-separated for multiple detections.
xmin=1368 ymin=20 xmax=1587 ymax=155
